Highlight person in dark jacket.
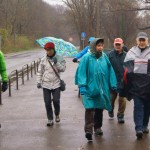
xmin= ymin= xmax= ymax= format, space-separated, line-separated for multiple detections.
xmin=123 ymin=32 xmax=150 ymax=140
xmin=108 ymin=38 xmax=127 ymax=123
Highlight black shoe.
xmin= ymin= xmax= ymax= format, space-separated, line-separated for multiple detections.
xmin=55 ymin=115 xmax=60 ymax=123
xmin=143 ymin=127 xmax=149 ymax=134
xmin=108 ymin=111 xmax=114 ymax=118
xmin=47 ymin=120 xmax=54 ymax=126
xmin=94 ymin=128 xmax=103 ymax=136
xmin=85 ymin=132 xmax=93 ymax=141
xmin=0 ymin=124 xmax=1 ymax=128
xmin=136 ymin=131 xmax=143 ymax=140
xmin=117 ymin=116 xmax=125 ymax=124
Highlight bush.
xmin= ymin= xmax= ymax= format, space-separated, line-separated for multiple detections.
xmin=2 ymin=35 xmax=36 ymax=53
xmin=0 ymin=28 xmax=8 ymax=42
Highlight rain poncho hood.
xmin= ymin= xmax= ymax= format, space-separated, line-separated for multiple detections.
xmin=90 ymin=38 xmax=104 ymax=58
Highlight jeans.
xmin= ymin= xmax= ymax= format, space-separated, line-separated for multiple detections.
xmin=133 ymin=97 xmax=150 ymax=131
xmin=84 ymin=109 xmax=103 ymax=133
xmin=43 ymin=88 xmax=60 ymax=120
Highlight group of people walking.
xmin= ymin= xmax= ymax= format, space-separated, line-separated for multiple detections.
xmin=74 ymin=32 xmax=150 ymax=141
xmin=0 ymin=31 xmax=149 ymax=143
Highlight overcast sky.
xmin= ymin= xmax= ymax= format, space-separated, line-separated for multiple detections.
xmin=43 ymin=0 xmax=64 ymax=5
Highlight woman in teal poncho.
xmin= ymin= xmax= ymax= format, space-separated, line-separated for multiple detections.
xmin=75 ymin=38 xmax=117 ymax=141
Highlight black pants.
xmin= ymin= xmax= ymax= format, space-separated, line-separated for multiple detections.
xmin=43 ymin=88 xmax=60 ymax=120
xmin=84 ymin=108 xmax=103 ymax=133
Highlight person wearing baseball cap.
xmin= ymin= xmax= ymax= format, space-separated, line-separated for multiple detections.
xmin=108 ymin=38 xmax=127 ymax=124
xmin=136 ymin=32 xmax=149 ymax=50
xmin=37 ymin=42 xmax=66 ymax=126
xmin=123 ymin=32 xmax=150 ymax=139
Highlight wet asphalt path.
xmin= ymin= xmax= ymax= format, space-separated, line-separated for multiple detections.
xmin=0 ymin=57 xmax=150 ymax=150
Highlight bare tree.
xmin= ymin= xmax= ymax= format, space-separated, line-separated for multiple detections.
xmin=62 ymin=0 xmax=98 ymax=47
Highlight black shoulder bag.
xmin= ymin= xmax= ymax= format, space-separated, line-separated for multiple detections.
xmin=48 ymin=60 xmax=66 ymax=91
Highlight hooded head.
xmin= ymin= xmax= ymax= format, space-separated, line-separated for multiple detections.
xmin=88 ymin=37 xmax=95 ymax=43
xmin=90 ymin=38 xmax=104 ymax=58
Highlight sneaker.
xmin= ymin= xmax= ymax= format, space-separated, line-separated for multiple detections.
xmin=47 ymin=120 xmax=54 ymax=126
xmin=143 ymin=127 xmax=149 ymax=134
xmin=94 ymin=128 xmax=103 ymax=136
xmin=108 ymin=111 xmax=114 ymax=118
xmin=55 ymin=115 xmax=60 ymax=123
xmin=117 ymin=116 xmax=125 ymax=124
xmin=136 ymin=131 xmax=143 ymax=140
xmin=85 ymin=132 xmax=93 ymax=141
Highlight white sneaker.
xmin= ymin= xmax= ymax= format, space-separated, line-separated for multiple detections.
xmin=55 ymin=115 xmax=60 ymax=123
xmin=47 ymin=120 xmax=54 ymax=126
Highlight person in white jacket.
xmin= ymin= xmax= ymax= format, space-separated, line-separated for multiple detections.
xmin=37 ymin=42 xmax=66 ymax=126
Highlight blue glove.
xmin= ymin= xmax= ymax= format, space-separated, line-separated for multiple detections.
xmin=79 ymin=87 xmax=87 ymax=95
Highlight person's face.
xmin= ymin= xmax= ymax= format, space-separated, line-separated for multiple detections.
xmin=114 ymin=43 xmax=123 ymax=52
xmin=96 ymin=43 xmax=104 ymax=52
xmin=137 ymin=38 xmax=148 ymax=48
xmin=45 ymin=48 xmax=55 ymax=56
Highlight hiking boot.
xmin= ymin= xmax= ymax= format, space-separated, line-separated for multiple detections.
xmin=117 ymin=115 xmax=125 ymax=124
xmin=47 ymin=120 xmax=54 ymax=126
xmin=136 ymin=131 xmax=143 ymax=140
xmin=55 ymin=115 xmax=60 ymax=123
xmin=94 ymin=128 xmax=103 ymax=136
xmin=85 ymin=132 xmax=93 ymax=141
xmin=143 ymin=127 xmax=149 ymax=134
xmin=108 ymin=111 xmax=114 ymax=118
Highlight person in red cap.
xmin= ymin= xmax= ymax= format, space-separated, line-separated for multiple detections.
xmin=107 ymin=38 xmax=127 ymax=123
xmin=37 ymin=42 xmax=66 ymax=126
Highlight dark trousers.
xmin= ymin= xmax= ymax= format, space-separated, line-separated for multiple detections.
xmin=84 ymin=108 xmax=103 ymax=133
xmin=43 ymin=88 xmax=60 ymax=120
xmin=133 ymin=97 xmax=150 ymax=131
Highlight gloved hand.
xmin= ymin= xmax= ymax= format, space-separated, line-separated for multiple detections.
xmin=72 ymin=58 xmax=77 ymax=63
xmin=79 ymin=86 xmax=87 ymax=95
xmin=37 ymin=83 xmax=42 ymax=89
xmin=52 ymin=57 xmax=57 ymax=64
xmin=2 ymin=82 xmax=8 ymax=92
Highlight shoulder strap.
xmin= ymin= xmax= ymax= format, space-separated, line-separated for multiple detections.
xmin=48 ymin=60 xmax=61 ymax=81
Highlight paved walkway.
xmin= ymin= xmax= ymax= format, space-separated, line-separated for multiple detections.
xmin=0 ymin=58 xmax=150 ymax=150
